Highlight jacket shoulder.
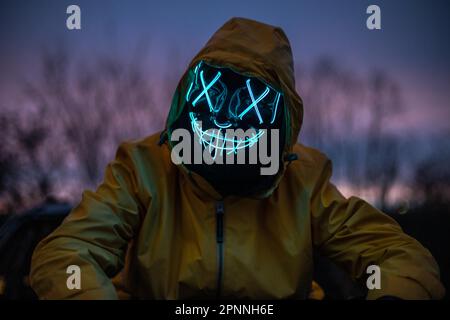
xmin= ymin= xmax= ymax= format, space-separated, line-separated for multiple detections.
xmin=283 ymin=143 xmax=332 ymax=190
xmin=118 ymin=132 xmax=163 ymax=152
xmin=114 ymin=132 xmax=174 ymax=190
xmin=292 ymin=143 xmax=330 ymax=168
xmin=117 ymin=132 xmax=170 ymax=164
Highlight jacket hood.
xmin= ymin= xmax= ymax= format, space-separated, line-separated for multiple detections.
xmin=164 ymin=17 xmax=304 ymax=198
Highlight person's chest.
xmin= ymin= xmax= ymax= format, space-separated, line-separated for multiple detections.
xmin=126 ymin=176 xmax=314 ymax=299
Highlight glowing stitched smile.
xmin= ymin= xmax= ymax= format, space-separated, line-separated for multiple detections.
xmin=189 ymin=112 xmax=264 ymax=155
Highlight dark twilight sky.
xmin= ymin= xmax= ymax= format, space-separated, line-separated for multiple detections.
xmin=1 ymin=0 xmax=449 ymax=136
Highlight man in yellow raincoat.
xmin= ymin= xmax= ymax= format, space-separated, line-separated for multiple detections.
xmin=30 ymin=17 xmax=445 ymax=300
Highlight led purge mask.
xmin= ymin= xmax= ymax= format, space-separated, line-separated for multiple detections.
xmin=172 ymin=61 xmax=285 ymax=196
xmin=186 ymin=62 xmax=282 ymax=152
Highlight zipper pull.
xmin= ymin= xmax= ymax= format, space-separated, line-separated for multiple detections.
xmin=215 ymin=201 xmax=224 ymax=244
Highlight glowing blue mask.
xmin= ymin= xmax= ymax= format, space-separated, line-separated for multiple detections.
xmin=185 ymin=61 xmax=282 ymax=155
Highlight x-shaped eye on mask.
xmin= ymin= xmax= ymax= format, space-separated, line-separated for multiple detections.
xmin=238 ymin=79 xmax=270 ymax=124
xmin=186 ymin=62 xmax=281 ymax=126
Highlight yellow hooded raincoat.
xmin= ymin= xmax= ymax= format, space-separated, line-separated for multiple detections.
xmin=30 ymin=17 xmax=445 ymax=300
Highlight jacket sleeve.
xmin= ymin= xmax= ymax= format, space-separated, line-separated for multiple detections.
xmin=310 ymin=157 xmax=445 ymax=300
xmin=30 ymin=143 xmax=144 ymax=299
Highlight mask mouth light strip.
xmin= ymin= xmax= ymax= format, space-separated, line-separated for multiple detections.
xmin=192 ymin=71 xmax=222 ymax=110
xmin=238 ymin=79 xmax=270 ymax=124
xmin=208 ymin=129 xmax=225 ymax=160
xmin=189 ymin=112 xmax=264 ymax=155
xmin=213 ymin=119 xmax=232 ymax=129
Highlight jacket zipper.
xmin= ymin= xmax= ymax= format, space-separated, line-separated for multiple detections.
xmin=215 ymin=201 xmax=224 ymax=298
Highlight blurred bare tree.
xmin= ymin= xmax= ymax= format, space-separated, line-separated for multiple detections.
xmin=365 ymin=72 xmax=402 ymax=209
xmin=23 ymin=45 xmax=157 ymax=184
xmin=0 ymin=113 xmax=21 ymax=210
xmin=1 ymin=42 xmax=160 ymax=213
xmin=298 ymin=58 xmax=402 ymax=208
xmin=414 ymin=134 xmax=450 ymax=205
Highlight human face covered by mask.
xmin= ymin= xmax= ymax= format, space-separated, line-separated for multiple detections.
xmin=173 ymin=61 xmax=285 ymax=197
